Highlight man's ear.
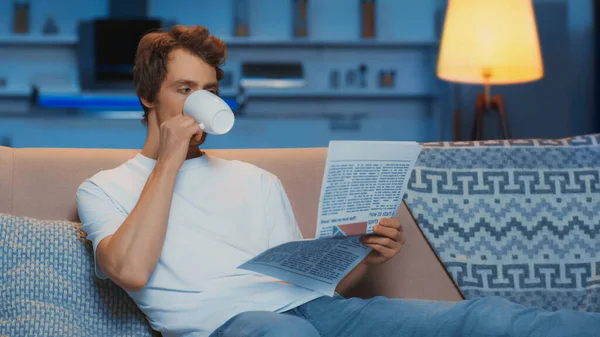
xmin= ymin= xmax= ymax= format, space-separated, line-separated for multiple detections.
xmin=140 ymin=97 xmax=154 ymax=109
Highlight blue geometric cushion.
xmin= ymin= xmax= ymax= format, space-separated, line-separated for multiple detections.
xmin=0 ymin=213 xmax=158 ymax=336
xmin=406 ymin=134 xmax=600 ymax=312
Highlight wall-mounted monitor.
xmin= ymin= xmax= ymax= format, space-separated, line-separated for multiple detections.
xmin=78 ymin=18 xmax=162 ymax=90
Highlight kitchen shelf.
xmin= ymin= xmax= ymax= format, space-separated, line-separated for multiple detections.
xmin=0 ymin=34 xmax=78 ymax=46
xmin=0 ymin=88 xmax=31 ymax=99
xmin=241 ymin=90 xmax=436 ymax=100
xmin=221 ymin=38 xmax=438 ymax=49
xmin=0 ymin=90 xmax=436 ymax=102
xmin=0 ymin=34 xmax=436 ymax=49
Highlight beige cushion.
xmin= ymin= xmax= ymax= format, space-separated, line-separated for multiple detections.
xmin=1 ymin=146 xmax=462 ymax=301
xmin=0 ymin=146 xmax=12 ymax=214
xmin=8 ymin=147 xmax=327 ymax=239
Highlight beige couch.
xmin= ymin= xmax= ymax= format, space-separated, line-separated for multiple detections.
xmin=0 ymin=145 xmax=462 ymax=301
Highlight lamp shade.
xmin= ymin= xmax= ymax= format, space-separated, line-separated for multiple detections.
xmin=437 ymin=0 xmax=544 ymax=85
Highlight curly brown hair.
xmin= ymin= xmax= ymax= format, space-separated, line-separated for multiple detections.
xmin=133 ymin=25 xmax=227 ymax=125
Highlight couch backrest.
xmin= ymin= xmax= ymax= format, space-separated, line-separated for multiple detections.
xmin=0 ymin=145 xmax=462 ymax=301
xmin=0 ymin=146 xmax=327 ymax=239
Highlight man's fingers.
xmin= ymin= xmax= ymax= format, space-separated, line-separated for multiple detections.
xmin=373 ymin=225 xmax=398 ymax=240
xmin=180 ymin=115 xmax=196 ymax=127
xmin=193 ymin=126 xmax=204 ymax=141
xmin=379 ymin=217 xmax=402 ymax=230
xmin=361 ymin=235 xmax=400 ymax=250
xmin=186 ymin=122 xmax=203 ymax=137
xmin=364 ymin=243 xmax=396 ymax=259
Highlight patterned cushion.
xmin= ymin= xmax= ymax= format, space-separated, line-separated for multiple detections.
xmin=406 ymin=134 xmax=600 ymax=312
xmin=0 ymin=213 xmax=159 ymax=336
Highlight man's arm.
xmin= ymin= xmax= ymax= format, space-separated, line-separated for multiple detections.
xmin=90 ymin=116 xmax=203 ymax=292
xmin=94 ymin=163 xmax=178 ymax=291
xmin=335 ymin=217 xmax=405 ymax=297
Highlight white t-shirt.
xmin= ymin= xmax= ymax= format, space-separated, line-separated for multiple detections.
xmin=76 ymin=153 xmax=322 ymax=337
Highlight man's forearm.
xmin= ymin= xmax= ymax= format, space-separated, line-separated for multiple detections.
xmin=335 ymin=261 xmax=368 ymax=297
xmin=99 ymin=162 xmax=178 ymax=289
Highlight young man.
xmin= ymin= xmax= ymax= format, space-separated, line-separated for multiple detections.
xmin=76 ymin=25 xmax=600 ymax=337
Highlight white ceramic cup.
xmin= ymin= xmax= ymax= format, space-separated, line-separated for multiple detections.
xmin=183 ymin=90 xmax=235 ymax=135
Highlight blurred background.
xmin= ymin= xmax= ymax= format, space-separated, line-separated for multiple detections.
xmin=0 ymin=0 xmax=597 ymax=149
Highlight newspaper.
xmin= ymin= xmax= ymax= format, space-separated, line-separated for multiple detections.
xmin=239 ymin=141 xmax=422 ymax=296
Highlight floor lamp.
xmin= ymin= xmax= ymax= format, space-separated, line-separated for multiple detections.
xmin=437 ymin=0 xmax=544 ymax=141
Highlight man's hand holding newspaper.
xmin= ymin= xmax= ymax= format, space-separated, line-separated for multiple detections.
xmin=239 ymin=141 xmax=422 ymax=296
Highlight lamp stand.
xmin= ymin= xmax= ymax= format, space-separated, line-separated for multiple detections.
xmin=471 ymin=85 xmax=511 ymax=140
xmin=452 ymin=84 xmax=462 ymax=141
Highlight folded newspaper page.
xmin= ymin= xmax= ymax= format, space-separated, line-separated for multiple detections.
xmin=239 ymin=141 xmax=422 ymax=296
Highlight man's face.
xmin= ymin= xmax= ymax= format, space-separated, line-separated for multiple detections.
xmin=151 ymin=48 xmax=219 ymax=146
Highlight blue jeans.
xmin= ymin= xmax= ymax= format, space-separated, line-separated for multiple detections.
xmin=209 ymin=294 xmax=600 ymax=337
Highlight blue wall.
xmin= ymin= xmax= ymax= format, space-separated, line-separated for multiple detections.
xmin=0 ymin=0 xmax=107 ymax=36
xmin=564 ymin=0 xmax=595 ymax=136
xmin=149 ymin=0 xmax=437 ymax=41
xmin=0 ymin=0 xmax=439 ymax=40
xmin=0 ymin=0 xmax=596 ymax=148
xmin=0 ymin=0 xmax=440 ymax=96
